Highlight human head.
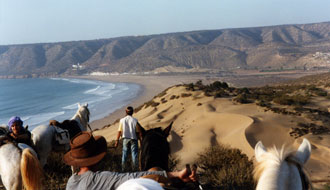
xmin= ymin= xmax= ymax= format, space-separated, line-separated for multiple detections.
xmin=126 ymin=106 xmax=134 ymax=116
xmin=8 ymin=116 xmax=23 ymax=133
xmin=63 ymin=131 xmax=107 ymax=167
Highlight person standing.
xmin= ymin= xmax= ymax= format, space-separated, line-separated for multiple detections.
xmin=115 ymin=106 xmax=142 ymax=171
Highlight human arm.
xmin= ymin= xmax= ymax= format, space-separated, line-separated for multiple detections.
xmin=114 ymin=131 xmax=121 ymax=148
xmin=94 ymin=166 xmax=196 ymax=189
xmin=11 ymin=130 xmax=32 ymax=145
xmin=87 ymin=170 xmax=168 ymax=190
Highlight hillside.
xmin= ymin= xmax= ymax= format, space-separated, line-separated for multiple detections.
xmin=1 ymin=22 xmax=330 ymax=78
xmin=94 ymin=73 xmax=330 ymax=187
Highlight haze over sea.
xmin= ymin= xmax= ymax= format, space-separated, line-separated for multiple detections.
xmin=0 ymin=78 xmax=140 ymax=129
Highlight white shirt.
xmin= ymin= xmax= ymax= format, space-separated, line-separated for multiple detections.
xmin=118 ymin=115 xmax=139 ymax=140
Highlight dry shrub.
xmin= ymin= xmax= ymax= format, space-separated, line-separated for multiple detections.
xmin=43 ymin=152 xmax=72 ymax=189
xmin=181 ymin=93 xmax=192 ymax=98
xmin=234 ymin=93 xmax=251 ymax=104
xmin=43 ymin=142 xmax=124 ymax=189
xmin=196 ymin=144 xmax=254 ymax=189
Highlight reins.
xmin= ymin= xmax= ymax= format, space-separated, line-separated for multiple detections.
xmin=87 ymin=123 xmax=93 ymax=133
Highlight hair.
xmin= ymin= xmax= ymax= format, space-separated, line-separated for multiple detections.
xmin=126 ymin=106 xmax=134 ymax=115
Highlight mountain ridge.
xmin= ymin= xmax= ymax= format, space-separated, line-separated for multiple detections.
xmin=1 ymin=21 xmax=330 ymax=77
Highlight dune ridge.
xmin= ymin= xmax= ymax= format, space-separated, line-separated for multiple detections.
xmin=91 ymin=75 xmax=330 ymax=186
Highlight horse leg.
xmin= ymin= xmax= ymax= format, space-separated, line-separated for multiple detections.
xmin=1 ymin=171 xmax=22 ymax=190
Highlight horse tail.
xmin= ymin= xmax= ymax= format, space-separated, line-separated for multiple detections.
xmin=21 ymin=148 xmax=44 ymax=190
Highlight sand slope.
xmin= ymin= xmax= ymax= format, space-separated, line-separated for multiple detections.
xmin=94 ymin=85 xmax=330 ymax=184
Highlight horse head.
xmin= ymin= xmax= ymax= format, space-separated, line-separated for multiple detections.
xmin=72 ymin=103 xmax=90 ymax=131
xmin=254 ymin=138 xmax=312 ymax=190
xmin=140 ymin=122 xmax=173 ymax=171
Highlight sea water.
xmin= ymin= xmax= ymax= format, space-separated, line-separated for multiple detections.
xmin=0 ymin=78 xmax=140 ymax=129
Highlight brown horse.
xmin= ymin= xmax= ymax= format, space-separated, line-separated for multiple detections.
xmin=140 ymin=122 xmax=173 ymax=171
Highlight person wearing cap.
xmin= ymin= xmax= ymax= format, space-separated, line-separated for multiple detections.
xmin=0 ymin=116 xmax=32 ymax=146
xmin=64 ymin=131 xmax=197 ymax=190
xmin=114 ymin=106 xmax=143 ymax=171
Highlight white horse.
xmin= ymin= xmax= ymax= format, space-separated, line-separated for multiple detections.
xmin=254 ymin=138 xmax=312 ymax=190
xmin=0 ymin=126 xmax=43 ymax=190
xmin=31 ymin=103 xmax=90 ymax=167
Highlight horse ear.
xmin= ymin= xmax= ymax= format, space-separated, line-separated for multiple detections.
xmin=84 ymin=103 xmax=88 ymax=107
xmin=295 ymin=138 xmax=311 ymax=164
xmin=78 ymin=103 xmax=81 ymax=108
xmin=255 ymin=141 xmax=267 ymax=162
xmin=163 ymin=121 xmax=173 ymax=138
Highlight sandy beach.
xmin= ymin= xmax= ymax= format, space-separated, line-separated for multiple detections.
xmin=80 ymin=71 xmax=320 ymax=130
xmin=78 ymin=74 xmax=208 ymax=129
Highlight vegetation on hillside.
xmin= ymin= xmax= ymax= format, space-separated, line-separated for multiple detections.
xmin=2 ymin=22 xmax=330 ymax=77
xmin=184 ymin=79 xmax=330 ymax=138
xmin=27 ymin=139 xmax=254 ymax=190
xmin=196 ymin=144 xmax=254 ymax=189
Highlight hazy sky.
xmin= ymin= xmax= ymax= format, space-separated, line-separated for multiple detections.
xmin=1 ymin=0 xmax=330 ymax=45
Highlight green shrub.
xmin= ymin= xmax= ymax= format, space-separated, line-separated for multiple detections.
xmin=234 ymin=93 xmax=251 ymax=104
xmin=181 ymin=93 xmax=192 ymax=98
xmin=196 ymin=144 xmax=254 ymax=189
xmin=43 ymin=152 xmax=71 ymax=189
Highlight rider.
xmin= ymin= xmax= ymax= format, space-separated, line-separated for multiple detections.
xmin=0 ymin=116 xmax=32 ymax=146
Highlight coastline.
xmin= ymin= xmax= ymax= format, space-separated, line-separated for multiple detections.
xmin=78 ymin=75 xmax=206 ymax=130
xmin=77 ymin=71 xmax=323 ymax=130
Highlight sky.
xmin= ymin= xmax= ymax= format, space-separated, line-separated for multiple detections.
xmin=1 ymin=0 xmax=330 ymax=45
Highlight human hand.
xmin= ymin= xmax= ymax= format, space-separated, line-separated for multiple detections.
xmin=167 ymin=164 xmax=198 ymax=183
xmin=114 ymin=140 xmax=119 ymax=148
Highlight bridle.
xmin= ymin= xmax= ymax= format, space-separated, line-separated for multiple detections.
xmin=285 ymin=156 xmax=313 ymax=190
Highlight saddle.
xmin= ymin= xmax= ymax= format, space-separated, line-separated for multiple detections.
xmin=51 ymin=124 xmax=71 ymax=152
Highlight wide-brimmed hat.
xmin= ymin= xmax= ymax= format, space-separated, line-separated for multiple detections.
xmin=63 ymin=131 xmax=107 ymax=167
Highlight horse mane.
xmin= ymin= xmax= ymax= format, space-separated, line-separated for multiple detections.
xmin=140 ymin=127 xmax=170 ymax=171
xmin=73 ymin=105 xmax=90 ymax=130
xmin=21 ymin=148 xmax=43 ymax=190
xmin=253 ymin=144 xmax=295 ymax=182
xmin=79 ymin=105 xmax=90 ymax=122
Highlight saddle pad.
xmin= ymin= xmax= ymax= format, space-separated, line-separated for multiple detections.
xmin=53 ymin=125 xmax=70 ymax=145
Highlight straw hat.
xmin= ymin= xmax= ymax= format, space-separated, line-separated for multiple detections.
xmin=63 ymin=131 xmax=107 ymax=167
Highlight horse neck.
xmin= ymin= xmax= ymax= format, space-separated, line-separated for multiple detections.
xmin=71 ymin=112 xmax=87 ymax=131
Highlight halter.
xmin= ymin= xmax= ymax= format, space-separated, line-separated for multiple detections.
xmin=285 ymin=156 xmax=313 ymax=190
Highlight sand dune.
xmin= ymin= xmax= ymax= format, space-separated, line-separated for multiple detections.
xmin=92 ymin=78 xmax=330 ymax=185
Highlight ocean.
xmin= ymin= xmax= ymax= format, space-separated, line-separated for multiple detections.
xmin=0 ymin=78 xmax=140 ymax=129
